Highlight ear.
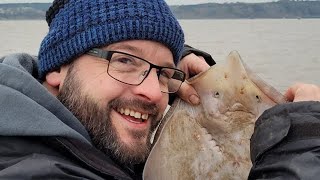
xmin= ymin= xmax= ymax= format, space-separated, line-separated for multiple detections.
xmin=43 ymin=68 xmax=66 ymax=96
xmin=46 ymin=70 xmax=62 ymax=87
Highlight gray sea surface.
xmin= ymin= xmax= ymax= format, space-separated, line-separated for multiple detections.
xmin=0 ymin=19 xmax=319 ymax=92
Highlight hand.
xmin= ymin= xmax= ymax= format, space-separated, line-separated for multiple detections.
xmin=284 ymin=83 xmax=320 ymax=102
xmin=177 ymin=53 xmax=210 ymax=105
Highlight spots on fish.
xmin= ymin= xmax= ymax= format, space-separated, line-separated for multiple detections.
xmin=200 ymin=146 xmax=205 ymax=152
xmin=232 ymin=159 xmax=241 ymax=168
xmin=224 ymin=72 xmax=228 ymax=79
xmin=242 ymin=74 xmax=248 ymax=80
xmin=240 ymin=86 xmax=245 ymax=95
xmin=193 ymin=132 xmax=201 ymax=141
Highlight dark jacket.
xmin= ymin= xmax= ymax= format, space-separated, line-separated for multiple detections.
xmin=0 ymin=46 xmax=215 ymax=180
xmin=0 ymin=53 xmax=133 ymax=180
xmin=249 ymin=101 xmax=320 ymax=180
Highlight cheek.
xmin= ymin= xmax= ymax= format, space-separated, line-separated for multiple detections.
xmin=79 ymin=71 xmax=126 ymax=106
xmin=90 ymin=80 xmax=125 ymax=104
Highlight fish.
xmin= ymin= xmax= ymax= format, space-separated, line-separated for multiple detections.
xmin=143 ymin=51 xmax=287 ymax=180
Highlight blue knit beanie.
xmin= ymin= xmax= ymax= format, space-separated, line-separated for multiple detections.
xmin=38 ymin=0 xmax=185 ymax=78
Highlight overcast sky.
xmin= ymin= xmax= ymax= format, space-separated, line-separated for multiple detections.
xmin=0 ymin=0 xmax=275 ymax=5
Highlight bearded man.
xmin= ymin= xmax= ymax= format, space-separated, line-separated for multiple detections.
xmin=1 ymin=0 xmax=320 ymax=179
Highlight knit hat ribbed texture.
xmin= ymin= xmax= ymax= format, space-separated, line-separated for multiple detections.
xmin=38 ymin=0 xmax=185 ymax=78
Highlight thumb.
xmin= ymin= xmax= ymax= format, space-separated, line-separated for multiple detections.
xmin=176 ymin=81 xmax=200 ymax=105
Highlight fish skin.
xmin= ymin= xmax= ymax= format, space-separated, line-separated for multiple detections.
xmin=143 ymin=51 xmax=287 ymax=180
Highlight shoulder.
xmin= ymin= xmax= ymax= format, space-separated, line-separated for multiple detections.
xmin=1 ymin=53 xmax=39 ymax=77
xmin=0 ymin=136 xmax=133 ymax=180
xmin=0 ymin=136 xmax=107 ymax=179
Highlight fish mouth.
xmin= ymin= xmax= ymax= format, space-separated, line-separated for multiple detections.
xmin=230 ymin=103 xmax=247 ymax=112
xmin=226 ymin=103 xmax=255 ymax=115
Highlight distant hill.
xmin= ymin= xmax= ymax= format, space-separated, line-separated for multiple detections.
xmin=0 ymin=3 xmax=50 ymax=19
xmin=172 ymin=1 xmax=320 ymax=19
xmin=0 ymin=1 xmax=320 ymax=20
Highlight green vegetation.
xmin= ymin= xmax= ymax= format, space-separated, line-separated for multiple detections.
xmin=0 ymin=1 xmax=320 ymax=20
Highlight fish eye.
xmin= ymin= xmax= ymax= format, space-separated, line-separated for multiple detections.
xmin=213 ymin=91 xmax=220 ymax=98
xmin=255 ymin=95 xmax=261 ymax=103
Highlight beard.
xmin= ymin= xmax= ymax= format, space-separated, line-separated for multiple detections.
xmin=57 ymin=64 xmax=161 ymax=165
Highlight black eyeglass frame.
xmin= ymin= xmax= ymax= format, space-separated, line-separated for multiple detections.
xmin=86 ymin=48 xmax=186 ymax=93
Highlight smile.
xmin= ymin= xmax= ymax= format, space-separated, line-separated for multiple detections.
xmin=117 ymin=108 xmax=149 ymax=121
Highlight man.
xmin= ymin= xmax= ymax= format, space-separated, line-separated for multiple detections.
xmin=0 ymin=1 xmax=319 ymax=180
xmin=0 ymin=0 xmax=215 ymax=179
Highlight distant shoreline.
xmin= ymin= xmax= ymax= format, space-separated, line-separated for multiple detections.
xmin=1 ymin=18 xmax=320 ymax=21
xmin=1 ymin=1 xmax=320 ymax=20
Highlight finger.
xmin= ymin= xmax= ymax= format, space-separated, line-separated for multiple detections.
xmin=285 ymin=83 xmax=320 ymax=102
xmin=284 ymin=89 xmax=294 ymax=102
xmin=284 ymin=83 xmax=302 ymax=102
xmin=178 ymin=53 xmax=210 ymax=78
xmin=189 ymin=56 xmax=209 ymax=74
xmin=177 ymin=81 xmax=200 ymax=105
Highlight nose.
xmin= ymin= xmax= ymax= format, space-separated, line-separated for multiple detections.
xmin=132 ymin=68 xmax=163 ymax=103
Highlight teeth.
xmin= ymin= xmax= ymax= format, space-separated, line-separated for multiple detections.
xmin=119 ymin=108 xmax=149 ymax=120
xmin=141 ymin=114 xmax=148 ymax=120
xmin=124 ymin=108 xmax=130 ymax=115
xmin=134 ymin=112 xmax=141 ymax=119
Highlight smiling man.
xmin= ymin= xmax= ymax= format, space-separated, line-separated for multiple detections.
xmin=40 ymin=0 xmax=190 ymax=171
xmin=53 ymin=40 xmax=178 ymax=165
xmin=1 ymin=0 xmax=320 ymax=180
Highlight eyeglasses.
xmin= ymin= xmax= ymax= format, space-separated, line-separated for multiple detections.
xmin=86 ymin=48 xmax=186 ymax=93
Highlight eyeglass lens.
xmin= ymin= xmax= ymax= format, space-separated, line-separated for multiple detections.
xmin=107 ymin=52 xmax=184 ymax=93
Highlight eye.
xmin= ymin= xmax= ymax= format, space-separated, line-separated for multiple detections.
xmin=256 ymin=95 xmax=261 ymax=103
xmin=110 ymin=53 xmax=142 ymax=70
xmin=141 ymin=70 xmax=148 ymax=77
xmin=110 ymin=52 xmax=141 ymax=66
xmin=114 ymin=57 xmax=134 ymax=65
xmin=160 ymin=69 xmax=174 ymax=79
xmin=171 ymin=70 xmax=185 ymax=81
xmin=213 ymin=91 xmax=220 ymax=98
